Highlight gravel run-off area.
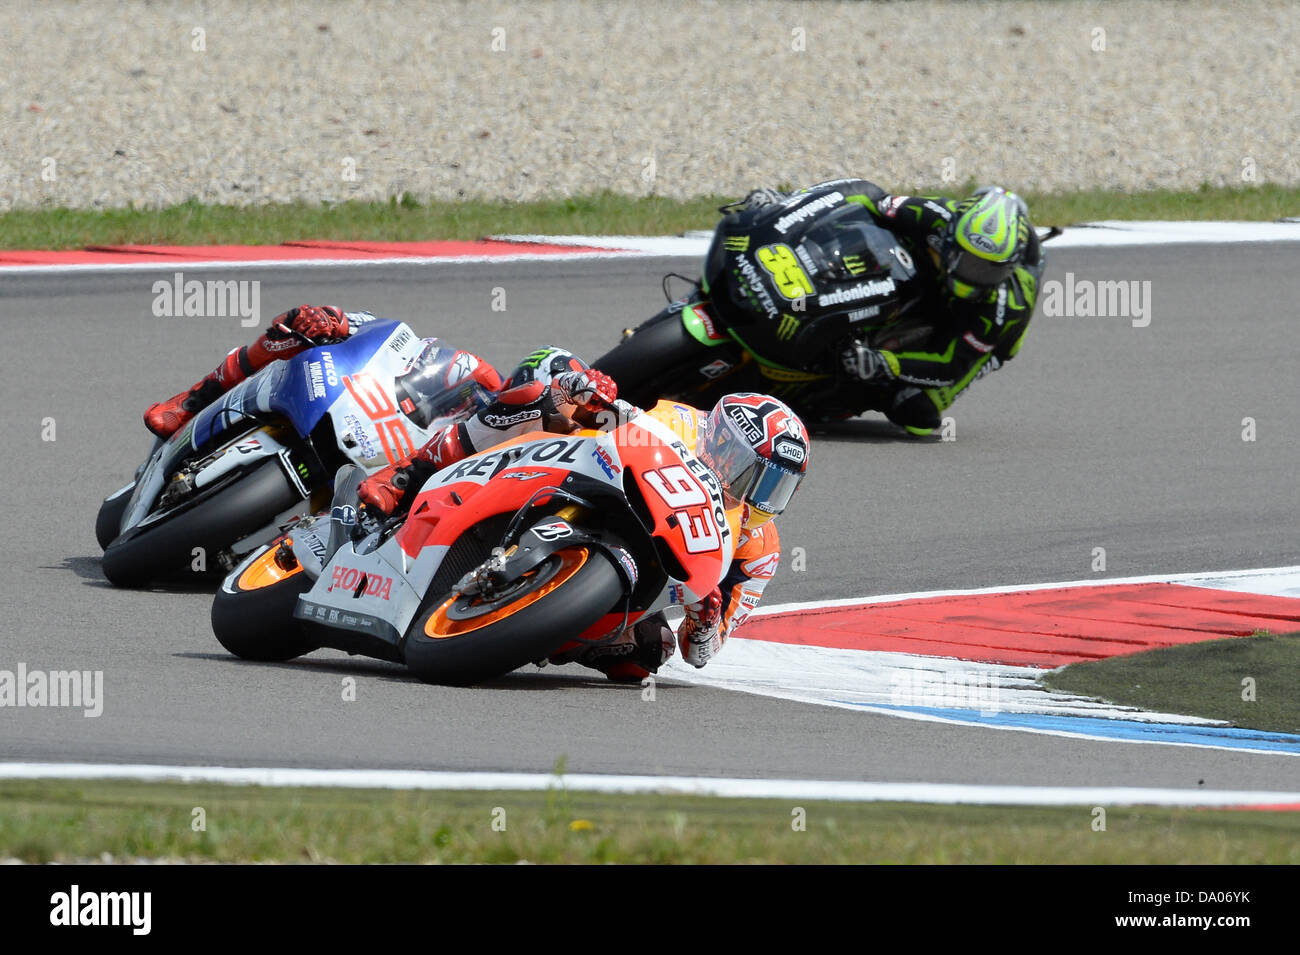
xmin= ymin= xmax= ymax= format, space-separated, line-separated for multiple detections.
xmin=1 ymin=0 xmax=1297 ymax=211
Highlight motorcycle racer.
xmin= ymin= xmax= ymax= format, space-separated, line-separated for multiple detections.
xmin=738 ymin=180 xmax=1045 ymax=435
xmin=143 ymin=305 xmax=503 ymax=439
xmin=357 ymin=346 xmax=810 ymax=681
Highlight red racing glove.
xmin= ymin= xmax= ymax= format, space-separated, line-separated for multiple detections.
xmin=268 ymin=305 xmax=349 ymax=342
xmin=357 ymin=461 xmax=416 ymax=516
xmin=553 ymin=369 xmax=617 ymax=412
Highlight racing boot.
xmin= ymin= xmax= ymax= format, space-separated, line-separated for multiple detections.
xmin=144 ymin=305 xmax=348 ymax=439
xmin=143 ymin=348 xmax=246 ymax=439
xmin=551 ymin=612 xmax=676 ymax=682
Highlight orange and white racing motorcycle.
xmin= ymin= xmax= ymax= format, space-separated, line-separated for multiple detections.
xmin=211 ymin=401 xmax=735 ymax=685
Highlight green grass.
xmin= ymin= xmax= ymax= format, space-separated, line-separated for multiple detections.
xmin=0 ymin=193 xmax=724 ymax=251
xmin=1 ymin=779 xmax=1297 ymax=864
xmin=1043 ymin=631 xmax=1300 ymax=734
xmin=2 ymin=183 xmax=1298 ymax=251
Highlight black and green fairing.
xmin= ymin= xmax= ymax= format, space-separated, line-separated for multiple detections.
xmin=699 ymin=186 xmax=924 ymax=371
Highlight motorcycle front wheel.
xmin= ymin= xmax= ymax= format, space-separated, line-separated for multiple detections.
xmin=593 ymin=306 xmax=728 ymax=408
xmin=101 ymin=460 xmax=304 ymax=588
xmin=210 ymin=542 xmax=318 ymax=662
xmin=404 ymin=547 xmax=624 ymax=686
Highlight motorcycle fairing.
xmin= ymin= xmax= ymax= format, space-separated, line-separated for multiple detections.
xmin=702 ymin=197 xmax=923 ymax=368
xmin=119 ymin=321 xmax=427 ymax=535
xmin=292 ymin=431 xmax=624 ymax=649
xmin=612 ymin=407 xmax=734 ymax=602
xmin=188 ymin=319 xmax=411 ymax=451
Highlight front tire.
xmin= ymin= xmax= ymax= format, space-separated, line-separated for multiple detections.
xmin=211 ymin=544 xmax=318 ymax=661
xmin=102 ymin=460 xmax=304 ymax=588
xmin=95 ymin=482 xmax=135 ymax=551
xmin=594 ymin=307 xmax=718 ymax=407
xmin=404 ymin=547 xmax=625 ymax=686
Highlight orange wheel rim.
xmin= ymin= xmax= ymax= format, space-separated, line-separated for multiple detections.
xmin=237 ymin=542 xmax=303 ymax=591
xmin=425 ymin=547 xmax=589 ymax=639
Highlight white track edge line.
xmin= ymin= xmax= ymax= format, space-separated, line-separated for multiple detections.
xmin=1 ymin=763 xmax=1295 ymax=807
xmin=662 ymin=675 xmax=1299 ymax=758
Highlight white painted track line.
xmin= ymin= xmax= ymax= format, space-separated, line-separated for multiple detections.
xmin=1 ymin=763 xmax=1296 ymax=807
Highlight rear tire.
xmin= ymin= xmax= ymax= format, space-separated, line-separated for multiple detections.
xmin=593 ymin=307 xmax=718 ymax=407
xmin=102 ymin=460 xmax=304 ymax=588
xmin=404 ymin=548 xmax=624 ymax=686
xmin=211 ymin=546 xmax=318 ymax=662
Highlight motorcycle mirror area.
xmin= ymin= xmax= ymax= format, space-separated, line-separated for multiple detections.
xmin=326 ymin=465 xmax=370 ymax=557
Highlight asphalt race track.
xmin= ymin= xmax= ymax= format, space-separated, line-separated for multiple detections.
xmin=2 ymin=243 xmax=1298 ymax=789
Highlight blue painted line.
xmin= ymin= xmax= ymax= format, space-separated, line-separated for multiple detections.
xmin=850 ymin=703 xmax=1300 ymax=754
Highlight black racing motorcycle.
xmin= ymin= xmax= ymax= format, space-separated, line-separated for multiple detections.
xmin=594 ymin=187 xmax=933 ymax=419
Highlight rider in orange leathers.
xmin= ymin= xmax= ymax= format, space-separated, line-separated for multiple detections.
xmin=356 ymin=346 xmax=810 ymax=681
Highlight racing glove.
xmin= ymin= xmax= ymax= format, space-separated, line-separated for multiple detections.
xmin=679 ymin=587 xmax=724 ymax=668
xmin=267 ymin=305 xmax=349 ymax=343
xmin=357 ymin=461 xmax=410 ymax=516
xmin=553 ymin=369 xmax=617 ymax=412
xmin=741 ymin=187 xmax=789 ymax=210
xmin=841 ymin=342 xmax=896 ymax=384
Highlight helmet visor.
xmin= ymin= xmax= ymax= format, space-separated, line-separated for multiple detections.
xmin=700 ymin=412 xmax=804 ymax=517
xmin=396 ymin=345 xmax=494 ymax=430
xmin=945 ymin=246 xmax=1013 ymax=290
xmin=732 ymin=459 xmax=804 ymax=515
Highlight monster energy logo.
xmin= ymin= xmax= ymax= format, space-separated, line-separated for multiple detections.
xmin=777 ymin=314 xmax=800 ymax=339
xmin=724 ymin=235 xmax=749 ymax=251
xmin=843 ymin=254 xmax=867 ymax=276
xmin=518 ymin=348 xmax=553 ymax=369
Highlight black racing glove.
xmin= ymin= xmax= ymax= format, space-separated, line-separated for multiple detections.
xmin=741 ymin=187 xmax=789 ymax=210
xmin=841 ymin=342 xmax=896 ymax=384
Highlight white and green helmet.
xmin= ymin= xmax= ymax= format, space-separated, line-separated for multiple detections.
xmin=941 ymin=186 xmax=1031 ymax=299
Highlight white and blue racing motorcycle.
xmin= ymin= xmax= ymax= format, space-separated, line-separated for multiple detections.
xmin=96 ymin=319 xmax=491 ymax=587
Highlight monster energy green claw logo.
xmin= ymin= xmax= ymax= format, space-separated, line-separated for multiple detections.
xmin=519 ymin=348 xmax=553 ymax=369
xmin=724 ymin=235 xmax=749 ymax=251
xmin=777 ymin=314 xmax=800 ymax=339
xmin=843 ymin=254 xmax=866 ymax=276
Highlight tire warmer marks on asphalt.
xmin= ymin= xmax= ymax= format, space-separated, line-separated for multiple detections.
xmin=661 ymin=569 xmax=1300 ymax=754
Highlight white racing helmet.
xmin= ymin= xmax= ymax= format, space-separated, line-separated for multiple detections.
xmin=696 ymin=393 xmax=810 ymax=530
